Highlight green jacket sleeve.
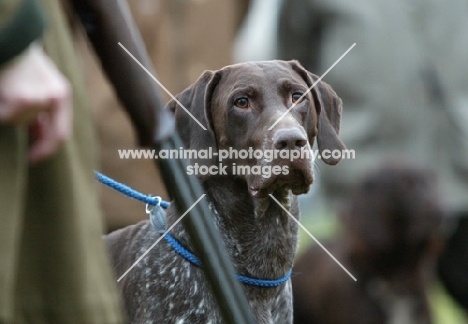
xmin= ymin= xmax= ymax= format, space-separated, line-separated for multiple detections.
xmin=0 ymin=0 xmax=46 ymax=66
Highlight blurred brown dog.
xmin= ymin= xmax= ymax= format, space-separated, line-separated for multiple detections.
xmin=293 ymin=162 xmax=445 ymax=324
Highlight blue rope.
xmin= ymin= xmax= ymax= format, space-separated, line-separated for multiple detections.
xmin=163 ymin=233 xmax=292 ymax=287
xmin=164 ymin=233 xmax=202 ymax=267
xmin=95 ymin=171 xmax=170 ymax=208
xmin=237 ymin=270 xmax=292 ymax=287
xmin=95 ymin=171 xmax=292 ymax=287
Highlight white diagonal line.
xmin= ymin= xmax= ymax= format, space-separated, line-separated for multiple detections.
xmin=268 ymin=43 xmax=356 ymax=131
xmin=117 ymin=194 xmax=207 ymax=282
xmin=269 ymin=194 xmax=357 ymax=281
xmin=118 ymin=42 xmax=207 ymax=131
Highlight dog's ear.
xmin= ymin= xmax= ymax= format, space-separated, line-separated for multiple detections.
xmin=166 ymin=70 xmax=221 ymax=178
xmin=289 ymin=60 xmax=346 ymax=165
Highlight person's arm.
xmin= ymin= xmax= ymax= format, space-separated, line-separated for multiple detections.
xmin=0 ymin=0 xmax=46 ymax=66
xmin=0 ymin=0 xmax=72 ymax=163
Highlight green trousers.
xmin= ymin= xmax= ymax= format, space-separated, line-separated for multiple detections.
xmin=0 ymin=0 xmax=124 ymax=323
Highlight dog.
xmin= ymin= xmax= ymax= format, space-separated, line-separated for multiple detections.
xmin=293 ymin=162 xmax=445 ymax=324
xmin=104 ymin=60 xmax=346 ymax=323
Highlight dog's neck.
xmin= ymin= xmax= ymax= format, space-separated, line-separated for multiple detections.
xmin=167 ymin=175 xmax=299 ymax=281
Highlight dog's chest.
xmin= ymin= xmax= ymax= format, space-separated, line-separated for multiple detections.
xmin=366 ymin=279 xmax=428 ymax=324
xmin=130 ymin=231 xmax=220 ymax=323
xmin=127 ymin=222 xmax=291 ymax=324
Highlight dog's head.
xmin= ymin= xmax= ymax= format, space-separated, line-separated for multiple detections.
xmin=341 ymin=162 xmax=444 ymax=266
xmin=167 ymin=60 xmax=345 ymax=198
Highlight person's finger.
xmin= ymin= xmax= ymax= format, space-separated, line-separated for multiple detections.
xmin=28 ymin=91 xmax=72 ymax=164
xmin=52 ymin=88 xmax=72 ymax=144
xmin=0 ymin=101 xmax=11 ymax=121
xmin=28 ymin=112 xmax=53 ymax=163
xmin=0 ymin=98 xmax=49 ymax=126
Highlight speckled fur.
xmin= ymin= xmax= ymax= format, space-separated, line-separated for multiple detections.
xmin=105 ymin=184 xmax=298 ymax=324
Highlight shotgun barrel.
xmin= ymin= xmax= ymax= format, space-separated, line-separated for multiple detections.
xmin=68 ymin=1 xmax=255 ymax=323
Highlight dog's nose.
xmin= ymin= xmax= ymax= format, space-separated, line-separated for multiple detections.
xmin=273 ymin=129 xmax=308 ymax=150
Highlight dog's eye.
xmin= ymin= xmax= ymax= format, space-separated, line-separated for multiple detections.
xmin=234 ymin=97 xmax=249 ymax=109
xmin=292 ymin=92 xmax=305 ymax=104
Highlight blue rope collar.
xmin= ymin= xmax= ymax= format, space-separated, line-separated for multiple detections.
xmin=95 ymin=171 xmax=292 ymax=288
xmin=164 ymin=232 xmax=292 ymax=287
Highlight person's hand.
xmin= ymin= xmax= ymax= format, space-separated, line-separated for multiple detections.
xmin=0 ymin=44 xmax=72 ymax=163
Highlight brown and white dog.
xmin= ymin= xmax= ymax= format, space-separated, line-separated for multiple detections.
xmin=104 ymin=60 xmax=345 ymax=323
